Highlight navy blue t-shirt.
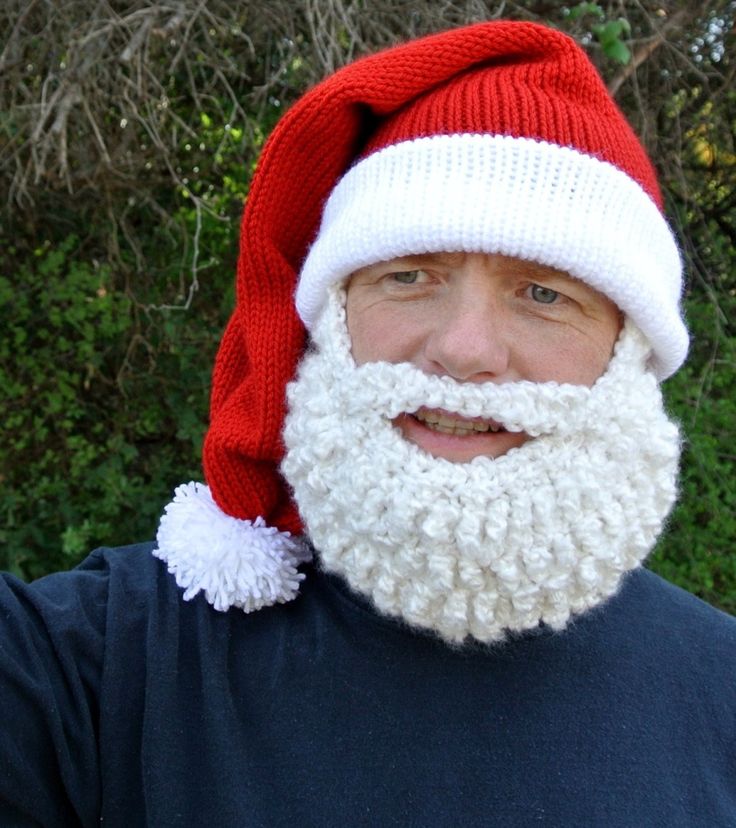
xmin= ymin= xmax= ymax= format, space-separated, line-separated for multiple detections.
xmin=1 ymin=543 xmax=735 ymax=826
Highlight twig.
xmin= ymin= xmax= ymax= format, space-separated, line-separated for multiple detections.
xmin=608 ymin=8 xmax=688 ymax=97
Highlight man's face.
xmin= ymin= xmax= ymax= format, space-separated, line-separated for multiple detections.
xmin=345 ymin=252 xmax=622 ymax=463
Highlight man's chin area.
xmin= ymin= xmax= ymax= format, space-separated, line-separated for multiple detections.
xmin=393 ymin=409 xmax=530 ymax=462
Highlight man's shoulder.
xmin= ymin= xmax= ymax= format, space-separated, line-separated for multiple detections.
xmin=635 ymin=566 xmax=736 ymax=634
xmin=601 ymin=566 xmax=736 ymax=671
xmin=0 ymin=542 xmax=180 ymax=642
xmin=81 ymin=540 xmax=167 ymax=597
xmin=29 ymin=540 xmax=166 ymax=605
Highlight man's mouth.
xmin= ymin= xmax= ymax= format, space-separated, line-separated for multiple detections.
xmin=412 ymin=408 xmax=507 ymax=436
xmin=394 ymin=408 xmax=529 ymax=461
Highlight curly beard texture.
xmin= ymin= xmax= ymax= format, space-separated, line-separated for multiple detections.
xmin=281 ymin=286 xmax=681 ymax=644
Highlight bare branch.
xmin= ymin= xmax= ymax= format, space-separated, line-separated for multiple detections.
xmin=608 ymin=8 xmax=689 ymax=96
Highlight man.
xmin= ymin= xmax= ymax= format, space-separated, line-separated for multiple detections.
xmin=1 ymin=20 xmax=735 ymax=826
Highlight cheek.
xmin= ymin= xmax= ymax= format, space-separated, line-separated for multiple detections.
xmin=576 ymin=311 xmax=624 ymax=384
xmin=518 ymin=317 xmax=622 ymax=385
xmin=346 ymin=297 xmax=421 ymax=366
xmin=346 ymin=321 xmax=375 ymax=365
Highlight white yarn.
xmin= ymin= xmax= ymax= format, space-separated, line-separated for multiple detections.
xmin=153 ymin=482 xmax=311 ymax=612
xmin=296 ymin=134 xmax=686 ymax=379
xmin=281 ymin=286 xmax=681 ymax=644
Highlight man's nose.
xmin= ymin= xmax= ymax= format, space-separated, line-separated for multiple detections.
xmin=422 ymin=289 xmax=511 ymax=382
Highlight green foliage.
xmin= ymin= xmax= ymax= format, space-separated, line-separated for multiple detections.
xmin=592 ymin=19 xmax=631 ymax=64
xmin=564 ymin=3 xmax=632 ymax=63
xmin=0 ymin=226 xmax=232 ymax=577
xmin=0 ymin=4 xmax=275 ymax=580
xmin=2 ymin=238 xmax=131 ymax=573
xmin=651 ymin=293 xmax=736 ymax=613
xmin=642 ymin=31 xmax=736 ymax=613
xmin=566 ymin=2 xmax=605 ymax=17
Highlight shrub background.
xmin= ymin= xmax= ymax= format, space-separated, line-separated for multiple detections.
xmin=2 ymin=1 xmax=735 ymax=611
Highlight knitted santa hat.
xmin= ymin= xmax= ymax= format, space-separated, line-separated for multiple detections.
xmin=154 ymin=20 xmax=686 ymax=613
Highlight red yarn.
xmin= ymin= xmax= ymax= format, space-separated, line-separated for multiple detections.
xmin=202 ymin=21 xmax=662 ymax=532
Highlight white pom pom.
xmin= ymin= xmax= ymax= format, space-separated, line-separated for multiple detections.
xmin=153 ymin=482 xmax=311 ymax=612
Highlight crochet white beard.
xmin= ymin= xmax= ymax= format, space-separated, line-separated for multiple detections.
xmin=281 ymin=286 xmax=681 ymax=644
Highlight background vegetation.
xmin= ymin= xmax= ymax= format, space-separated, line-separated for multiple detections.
xmin=1 ymin=1 xmax=735 ymax=611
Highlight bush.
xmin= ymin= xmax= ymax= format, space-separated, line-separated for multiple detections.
xmin=0 ymin=228 xmax=230 ymax=577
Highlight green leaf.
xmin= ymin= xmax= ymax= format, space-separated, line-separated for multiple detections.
xmin=605 ymin=39 xmax=631 ymax=64
xmin=566 ymin=2 xmax=604 ymax=22
xmin=592 ymin=20 xmax=632 ymax=64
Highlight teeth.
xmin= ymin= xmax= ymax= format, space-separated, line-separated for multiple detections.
xmin=414 ymin=411 xmax=503 ymax=436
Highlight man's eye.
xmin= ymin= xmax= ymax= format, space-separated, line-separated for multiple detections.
xmin=391 ymin=270 xmax=423 ymax=284
xmin=530 ymin=284 xmax=559 ymax=304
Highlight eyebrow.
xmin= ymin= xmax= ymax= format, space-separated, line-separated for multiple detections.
xmin=382 ymin=251 xmax=469 ymax=269
xmin=506 ymin=259 xmax=571 ymax=282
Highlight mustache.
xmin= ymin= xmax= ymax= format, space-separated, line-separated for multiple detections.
xmin=342 ymin=361 xmax=589 ymax=435
xmin=300 ymin=318 xmax=655 ymax=437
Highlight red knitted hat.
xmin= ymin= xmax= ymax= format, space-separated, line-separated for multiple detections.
xmin=154 ymin=21 xmax=685 ymax=613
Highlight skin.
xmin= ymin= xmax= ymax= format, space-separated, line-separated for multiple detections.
xmin=345 ymin=251 xmax=622 ymax=462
